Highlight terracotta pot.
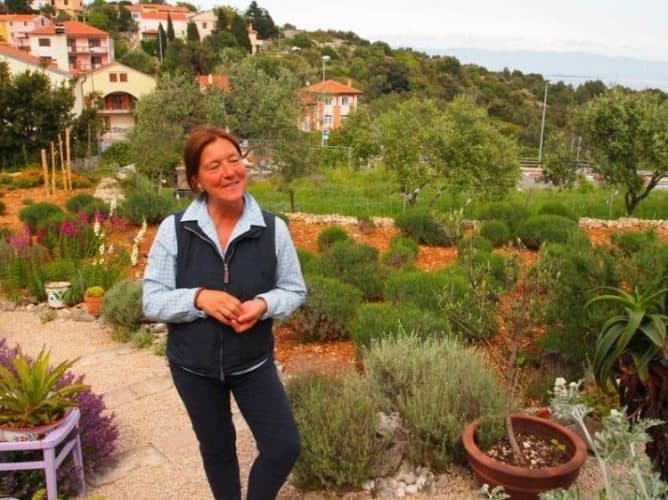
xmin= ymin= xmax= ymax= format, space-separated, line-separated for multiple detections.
xmin=84 ymin=295 xmax=103 ymax=316
xmin=0 ymin=409 xmax=71 ymax=442
xmin=462 ymin=414 xmax=588 ymax=499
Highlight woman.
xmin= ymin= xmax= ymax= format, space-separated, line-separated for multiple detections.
xmin=143 ymin=124 xmax=306 ymax=500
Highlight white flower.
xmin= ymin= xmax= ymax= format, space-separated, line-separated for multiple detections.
xmin=554 ymin=377 xmax=567 ymax=387
xmin=93 ymin=220 xmax=101 ymax=236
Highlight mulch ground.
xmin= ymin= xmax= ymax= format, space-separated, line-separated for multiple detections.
xmin=1 ymin=185 xmax=667 ymax=376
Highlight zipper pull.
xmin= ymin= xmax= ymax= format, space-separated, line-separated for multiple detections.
xmin=224 ymin=262 xmax=229 ymax=284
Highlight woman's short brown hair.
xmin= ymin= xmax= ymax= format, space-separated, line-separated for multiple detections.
xmin=183 ymin=124 xmax=242 ymax=193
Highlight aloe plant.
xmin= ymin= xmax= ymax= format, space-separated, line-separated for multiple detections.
xmin=0 ymin=347 xmax=89 ymax=427
xmin=586 ymin=285 xmax=668 ymax=390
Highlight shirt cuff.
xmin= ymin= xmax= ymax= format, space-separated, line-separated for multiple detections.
xmin=192 ymin=288 xmax=208 ymax=319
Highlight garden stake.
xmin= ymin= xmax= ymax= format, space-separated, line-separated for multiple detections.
xmin=65 ymin=128 xmax=73 ymax=191
xmin=58 ymin=134 xmax=66 ymax=191
xmin=50 ymin=142 xmax=56 ymax=194
xmin=40 ymin=148 xmax=50 ymax=195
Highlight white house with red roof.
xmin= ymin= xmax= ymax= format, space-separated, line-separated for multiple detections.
xmin=32 ymin=0 xmax=84 ymax=18
xmin=77 ymin=61 xmax=157 ymax=146
xmin=125 ymin=4 xmax=189 ymax=40
xmin=28 ymin=21 xmax=114 ymax=73
xmin=196 ymin=73 xmax=231 ymax=91
xmin=0 ymin=42 xmax=83 ymax=115
xmin=299 ymin=79 xmax=362 ymax=132
xmin=187 ymin=10 xmax=216 ymax=40
xmin=0 ymin=14 xmax=51 ymax=50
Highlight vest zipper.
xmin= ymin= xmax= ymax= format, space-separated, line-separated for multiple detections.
xmin=223 ymin=246 xmax=237 ymax=284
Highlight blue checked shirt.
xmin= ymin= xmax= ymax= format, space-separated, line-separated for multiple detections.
xmin=143 ymin=193 xmax=306 ymax=324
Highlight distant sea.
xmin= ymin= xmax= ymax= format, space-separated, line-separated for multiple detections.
xmin=420 ymin=47 xmax=668 ymax=92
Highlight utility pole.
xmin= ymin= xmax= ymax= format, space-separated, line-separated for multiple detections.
xmin=538 ymin=83 xmax=548 ymax=165
xmin=321 ymin=55 xmax=330 ymax=147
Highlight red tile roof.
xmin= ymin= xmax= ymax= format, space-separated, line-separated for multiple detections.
xmin=0 ymin=42 xmax=64 ymax=71
xmin=303 ymin=79 xmax=362 ymax=95
xmin=141 ymin=12 xmax=188 ymax=21
xmin=197 ymin=74 xmax=231 ymax=91
xmin=0 ymin=14 xmax=44 ymax=22
xmin=30 ymin=21 xmax=108 ymax=37
xmin=125 ymin=4 xmax=190 ymax=13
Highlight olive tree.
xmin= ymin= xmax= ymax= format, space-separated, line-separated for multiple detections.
xmin=577 ymin=87 xmax=668 ymax=215
xmin=379 ymin=96 xmax=520 ymax=204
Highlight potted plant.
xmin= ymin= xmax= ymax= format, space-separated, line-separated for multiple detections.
xmin=84 ymin=285 xmax=105 ymax=317
xmin=462 ymin=259 xmax=587 ymax=498
xmin=44 ymin=281 xmax=71 ymax=309
xmin=586 ymin=284 xmax=668 ymax=480
xmin=0 ymin=347 xmax=89 ymax=441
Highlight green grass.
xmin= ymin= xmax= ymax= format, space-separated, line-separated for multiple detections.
xmin=249 ymin=167 xmax=668 ymax=220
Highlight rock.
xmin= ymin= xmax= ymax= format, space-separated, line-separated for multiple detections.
xmin=372 ymin=441 xmax=405 ymax=477
xmin=151 ymin=322 xmax=167 ymax=333
xmin=396 ymin=486 xmax=406 ymax=497
xmin=361 ymin=480 xmax=375 ymax=492
xmin=401 ymin=471 xmax=417 ymax=485
xmin=405 ymin=484 xmax=419 ymax=495
xmin=377 ymin=411 xmax=402 ymax=438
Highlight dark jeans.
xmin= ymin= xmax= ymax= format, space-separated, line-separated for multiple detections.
xmin=170 ymin=360 xmax=300 ymax=500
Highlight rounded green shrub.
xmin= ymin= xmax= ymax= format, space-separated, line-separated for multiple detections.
xmin=364 ymin=335 xmax=504 ymax=468
xmin=350 ymin=303 xmax=449 ymax=350
xmin=384 ymin=269 xmax=452 ymax=312
xmin=516 ymin=214 xmax=585 ymax=250
xmin=537 ymin=201 xmax=577 ymax=221
xmin=100 ymin=141 xmax=132 ymax=168
xmin=18 ymin=202 xmax=63 ymax=233
xmin=79 ymin=199 xmax=110 ymax=220
xmin=457 ymin=235 xmax=494 ymax=254
xmin=394 ymin=210 xmax=448 ymax=246
xmin=478 ymin=220 xmax=511 ymax=247
xmin=290 ymin=274 xmax=363 ymax=342
xmin=101 ymin=279 xmax=144 ymax=331
xmin=476 ymin=201 xmax=530 ymax=232
xmin=119 ymin=191 xmax=176 ymax=225
xmin=287 ymin=373 xmax=387 ymax=493
xmin=65 ymin=193 xmax=98 ymax=214
xmin=611 ymin=230 xmax=659 ymax=257
xmin=320 ymin=240 xmax=384 ymax=301
xmin=296 ymin=248 xmax=321 ymax=276
xmin=382 ymin=236 xmax=419 ymax=269
xmin=317 ymin=225 xmax=349 ymax=251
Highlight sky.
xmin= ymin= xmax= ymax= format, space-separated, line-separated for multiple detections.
xmin=197 ymin=0 xmax=668 ymax=62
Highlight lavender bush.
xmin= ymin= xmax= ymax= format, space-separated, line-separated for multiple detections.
xmin=0 ymin=339 xmax=119 ymax=498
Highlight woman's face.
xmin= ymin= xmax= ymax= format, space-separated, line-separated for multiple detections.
xmin=195 ymin=137 xmax=247 ymax=206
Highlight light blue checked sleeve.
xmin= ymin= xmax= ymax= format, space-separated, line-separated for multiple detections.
xmin=142 ymin=197 xmax=306 ymax=324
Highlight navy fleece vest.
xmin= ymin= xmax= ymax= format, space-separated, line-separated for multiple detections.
xmin=167 ymin=210 xmax=276 ymax=378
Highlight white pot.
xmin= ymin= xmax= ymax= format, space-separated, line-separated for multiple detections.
xmin=44 ymin=281 xmax=70 ymax=309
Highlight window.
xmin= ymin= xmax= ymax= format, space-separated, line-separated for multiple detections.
xmin=324 ymin=97 xmax=333 ymax=105
xmin=119 ymin=73 xmax=127 ymax=82
xmin=302 ymin=117 xmax=309 ymax=132
xmin=202 ymin=22 xmax=207 ymax=29
xmin=38 ymin=38 xmax=51 ymax=47
xmin=341 ymin=96 xmax=349 ymax=106
xmin=91 ymin=55 xmax=102 ymax=68
xmin=109 ymin=73 xmax=118 ymax=82
xmin=324 ymin=114 xmax=333 ymax=126
xmin=89 ymin=38 xmax=101 ymax=48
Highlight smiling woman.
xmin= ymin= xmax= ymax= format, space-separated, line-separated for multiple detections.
xmin=142 ymin=124 xmax=307 ymax=499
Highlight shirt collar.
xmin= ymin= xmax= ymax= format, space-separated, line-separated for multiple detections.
xmin=181 ymin=192 xmax=266 ymax=230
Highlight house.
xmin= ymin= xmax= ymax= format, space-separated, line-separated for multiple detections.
xmin=299 ymin=79 xmax=362 ymax=132
xmin=196 ymin=73 xmax=230 ymax=91
xmin=28 ymin=21 xmax=114 ymax=73
xmin=77 ymin=61 xmax=157 ymax=146
xmin=187 ymin=10 xmax=216 ymax=40
xmin=125 ymin=4 xmax=190 ymax=40
xmin=0 ymin=43 xmax=83 ymax=115
xmin=0 ymin=14 xmax=51 ymax=51
xmin=32 ymin=0 xmax=84 ymax=18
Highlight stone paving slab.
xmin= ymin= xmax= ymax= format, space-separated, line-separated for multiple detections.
xmin=89 ymin=444 xmax=167 ymax=486
xmin=76 ymin=344 xmax=136 ymax=368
